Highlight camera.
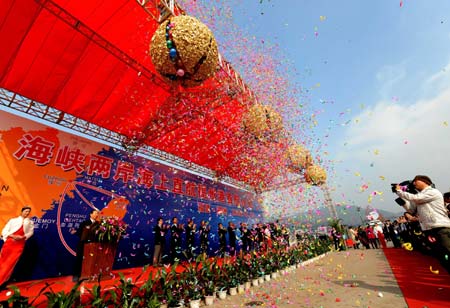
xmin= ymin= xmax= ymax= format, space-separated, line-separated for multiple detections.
xmin=394 ymin=197 xmax=406 ymax=206
xmin=390 ymin=180 xmax=417 ymax=194
xmin=391 ymin=180 xmax=417 ymax=206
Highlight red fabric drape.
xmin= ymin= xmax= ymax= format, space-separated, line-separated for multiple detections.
xmin=0 ymin=225 xmax=26 ymax=285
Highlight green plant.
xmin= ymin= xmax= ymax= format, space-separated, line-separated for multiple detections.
xmin=199 ymin=258 xmax=218 ymax=296
xmin=139 ymin=269 xmax=160 ymax=308
xmin=213 ymin=264 xmax=228 ymax=292
xmin=155 ymin=263 xmax=179 ymax=305
xmin=180 ymin=257 xmax=203 ymax=301
xmin=86 ymin=283 xmax=116 ymax=308
xmin=223 ymin=263 xmax=238 ymax=288
xmin=262 ymin=252 xmax=276 ymax=273
xmin=113 ymin=272 xmax=144 ymax=308
xmin=5 ymin=285 xmax=32 ymax=308
xmin=43 ymin=280 xmax=84 ymax=308
xmin=235 ymin=255 xmax=250 ymax=284
xmin=248 ymin=252 xmax=264 ymax=279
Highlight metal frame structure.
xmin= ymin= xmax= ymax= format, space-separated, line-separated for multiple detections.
xmin=322 ymin=184 xmax=339 ymax=219
xmin=0 ymin=88 xmax=254 ymax=192
xmin=262 ymin=173 xmax=338 ymax=219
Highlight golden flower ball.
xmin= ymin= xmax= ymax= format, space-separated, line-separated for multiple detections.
xmin=150 ymin=15 xmax=219 ymax=87
xmin=304 ymin=165 xmax=327 ymax=185
xmin=286 ymin=144 xmax=312 ymax=171
xmin=242 ymin=104 xmax=283 ymax=140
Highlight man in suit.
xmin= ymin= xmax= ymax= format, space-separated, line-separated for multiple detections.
xmin=72 ymin=209 xmax=99 ymax=282
xmin=152 ymin=217 xmax=167 ymax=266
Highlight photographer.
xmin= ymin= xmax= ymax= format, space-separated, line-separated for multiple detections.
xmin=444 ymin=192 xmax=450 ymax=218
xmin=395 ymin=175 xmax=450 ymax=273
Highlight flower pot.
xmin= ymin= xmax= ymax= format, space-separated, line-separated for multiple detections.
xmin=217 ymin=290 xmax=227 ymax=300
xmin=160 ymin=304 xmax=168 ymax=308
xmin=258 ymin=276 xmax=264 ymax=284
xmin=189 ymin=299 xmax=201 ymax=308
xmin=204 ymin=295 xmax=214 ymax=306
xmin=264 ymin=274 xmax=271 ymax=281
xmin=245 ymin=281 xmax=251 ymax=290
xmin=229 ymin=287 xmax=237 ymax=296
xmin=238 ymin=284 xmax=245 ymax=294
xmin=271 ymin=272 xmax=278 ymax=279
xmin=252 ymin=279 xmax=259 ymax=287
xmin=168 ymin=302 xmax=184 ymax=308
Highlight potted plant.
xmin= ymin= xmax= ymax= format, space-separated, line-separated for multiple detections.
xmin=223 ymin=263 xmax=238 ymax=295
xmin=156 ymin=264 xmax=178 ymax=307
xmin=199 ymin=258 xmax=216 ymax=294
xmin=113 ymin=272 xmax=143 ymax=307
xmin=215 ymin=271 xmax=228 ymax=300
xmin=203 ymin=280 xmax=215 ymax=306
xmin=139 ymin=267 xmax=161 ymax=308
xmin=180 ymin=258 xmax=203 ymax=308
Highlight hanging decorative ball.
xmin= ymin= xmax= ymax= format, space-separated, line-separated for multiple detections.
xmin=176 ymin=69 xmax=185 ymax=76
xmin=304 ymin=165 xmax=327 ymax=185
xmin=150 ymin=15 xmax=219 ymax=87
xmin=242 ymin=103 xmax=283 ymax=140
xmin=286 ymin=144 xmax=312 ymax=171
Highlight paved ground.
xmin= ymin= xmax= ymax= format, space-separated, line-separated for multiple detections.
xmin=212 ymin=248 xmax=408 ymax=308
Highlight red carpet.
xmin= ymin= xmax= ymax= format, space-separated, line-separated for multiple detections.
xmin=383 ymin=247 xmax=450 ymax=308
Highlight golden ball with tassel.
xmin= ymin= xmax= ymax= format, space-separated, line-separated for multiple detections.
xmin=150 ymin=15 xmax=219 ymax=87
xmin=304 ymin=165 xmax=327 ymax=185
xmin=286 ymin=144 xmax=312 ymax=171
xmin=242 ymin=104 xmax=283 ymax=140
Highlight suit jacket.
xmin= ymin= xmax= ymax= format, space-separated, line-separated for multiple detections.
xmin=77 ymin=219 xmax=98 ymax=243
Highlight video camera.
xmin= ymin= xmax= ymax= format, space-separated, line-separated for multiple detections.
xmin=391 ymin=180 xmax=417 ymax=206
xmin=390 ymin=180 xmax=417 ymax=194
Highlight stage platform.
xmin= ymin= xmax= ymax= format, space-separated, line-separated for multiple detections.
xmin=1 ymin=248 xmax=449 ymax=308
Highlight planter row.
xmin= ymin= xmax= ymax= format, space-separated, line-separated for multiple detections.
xmin=163 ymin=252 xmax=329 ymax=308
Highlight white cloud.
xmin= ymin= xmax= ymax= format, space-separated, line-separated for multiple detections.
xmin=332 ymin=66 xmax=450 ymax=211
xmin=423 ymin=61 xmax=450 ymax=94
xmin=375 ymin=63 xmax=407 ymax=99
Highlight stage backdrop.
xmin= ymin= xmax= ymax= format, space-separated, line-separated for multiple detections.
xmin=0 ymin=109 xmax=263 ymax=282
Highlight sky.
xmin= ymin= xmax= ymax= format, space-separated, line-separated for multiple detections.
xmin=180 ymin=0 xmax=450 ymax=215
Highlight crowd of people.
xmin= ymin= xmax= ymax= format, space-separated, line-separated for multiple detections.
xmin=1 ymin=174 xmax=448 ymax=289
xmin=343 ymin=175 xmax=450 ymax=275
xmin=151 ymin=218 xmax=292 ymax=266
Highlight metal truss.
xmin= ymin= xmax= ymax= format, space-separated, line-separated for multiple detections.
xmin=322 ymin=184 xmax=339 ymax=219
xmin=261 ymin=173 xmax=338 ymax=219
xmin=0 ymin=88 xmax=253 ymax=192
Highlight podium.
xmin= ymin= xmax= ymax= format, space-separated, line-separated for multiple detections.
xmin=80 ymin=242 xmax=117 ymax=280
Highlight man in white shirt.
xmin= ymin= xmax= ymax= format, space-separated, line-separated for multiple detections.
xmin=396 ymin=175 xmax=450 ymax=273
xmin=0 ymin=206 xmax=34 ymax=288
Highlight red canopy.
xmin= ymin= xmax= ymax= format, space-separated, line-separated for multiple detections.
xmin=0 ymin=0 xmax=291 ymax=188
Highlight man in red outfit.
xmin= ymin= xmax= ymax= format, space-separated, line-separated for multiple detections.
xmin=0 ymin=206 xmax=34 ymax=288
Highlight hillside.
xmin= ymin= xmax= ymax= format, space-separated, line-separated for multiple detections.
xmin=275 ymin=205 xmax=404 ymax=228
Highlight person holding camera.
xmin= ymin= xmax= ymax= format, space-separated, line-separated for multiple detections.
xmin=395 ymin=175 xmax=450 ymax=273
xmin=444 ymin=192 xmax=450 ymax=218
